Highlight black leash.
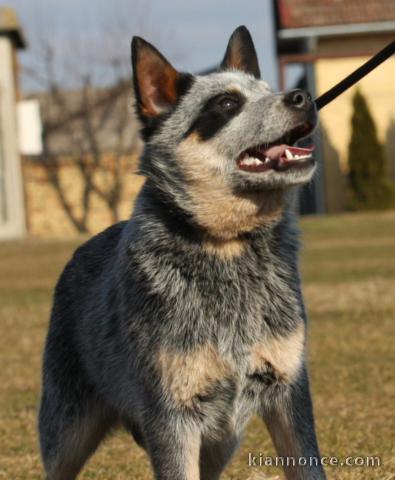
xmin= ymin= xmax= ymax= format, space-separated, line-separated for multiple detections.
xmin=314 ymin=40 xmax=395 ymax=111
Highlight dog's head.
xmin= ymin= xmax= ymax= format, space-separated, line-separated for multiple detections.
xmin=131 ymin=26 xmax=318 ymax=239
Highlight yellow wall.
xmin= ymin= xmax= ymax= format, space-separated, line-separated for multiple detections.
xmin=315 ymin=55 xmax=395 ymax=172
xmin=24 ymin=158 xmax=145 ymax=237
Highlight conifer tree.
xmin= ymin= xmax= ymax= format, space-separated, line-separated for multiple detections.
xmin=348 ymin=89 xmax=393 ymax=210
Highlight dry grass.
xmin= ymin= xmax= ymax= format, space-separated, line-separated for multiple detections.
xmin=0 ymin=211 xmax=394 ymax=479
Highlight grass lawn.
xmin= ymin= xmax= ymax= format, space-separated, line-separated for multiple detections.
xmin=0 ymin=211 xmax=394 ymax=479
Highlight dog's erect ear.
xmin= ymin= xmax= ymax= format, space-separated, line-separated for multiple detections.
xmin=220 ymin=26 xmax=261 ymax=79
xmin=131 ymin=36 xmax=183 ymax=119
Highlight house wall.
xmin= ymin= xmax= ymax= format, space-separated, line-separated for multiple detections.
xmin=315 ymin=35 xmax=395 ymax=173
xmin=313 ymin=34 xmax=395 ymax=211
xmin=23 ymin=157 xmax=145 ymax=237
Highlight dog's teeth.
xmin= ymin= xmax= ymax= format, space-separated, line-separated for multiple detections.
xmin=285 ymin=149 xmax=293 ymax=160
xmin=285 ymin=150 xmax=312 ymax=161
xmin=265 ymin=157 xmax=271 ymax=164
xmin=240 ymin=157 xmax=263 ymax=166
xmin=240 ymin=158 xmax=254 ymax=166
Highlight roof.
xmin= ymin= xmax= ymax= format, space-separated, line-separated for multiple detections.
xmin=0 ymin=6 xmax=26 ymax=48
xmin=277 ymin=0 xmax=395 ymax=29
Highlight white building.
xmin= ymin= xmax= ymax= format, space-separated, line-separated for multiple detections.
xmin=0 ymin=7 xmax=27 ymax=239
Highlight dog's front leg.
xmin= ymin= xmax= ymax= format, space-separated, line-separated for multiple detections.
xmin=144 ymin=411 xmax=201 ymax=480
xmin=260 ymin=366 xmax=326 ymax=480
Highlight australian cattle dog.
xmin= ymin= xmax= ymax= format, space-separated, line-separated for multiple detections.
xmin=39 ymin=26 xmax=326 ymax=480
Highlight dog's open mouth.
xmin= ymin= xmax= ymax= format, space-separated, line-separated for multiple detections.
xmin=237 ymin=124 xmax=315 ymax=173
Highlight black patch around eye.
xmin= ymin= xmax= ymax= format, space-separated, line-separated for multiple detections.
xmin=184 ymin=91 xmax=245 ymax=141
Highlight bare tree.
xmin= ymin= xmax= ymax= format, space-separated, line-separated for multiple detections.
xmin=21 ymin=1 xmax=182 ymax=233
xmin=37 ymin=45 xmax=139 ymax=232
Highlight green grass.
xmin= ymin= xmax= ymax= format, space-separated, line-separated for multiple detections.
xmin=1 ymin=211 xmax=395 ymax=479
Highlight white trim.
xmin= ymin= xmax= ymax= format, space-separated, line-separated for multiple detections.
xmin=278 ymin=21 xmax=395 ymax=39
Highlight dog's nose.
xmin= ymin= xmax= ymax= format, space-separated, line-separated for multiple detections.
xmin=283 ymin=89 xmax=313 ymax=111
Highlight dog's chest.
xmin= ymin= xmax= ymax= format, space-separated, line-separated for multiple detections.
xmin=155 ymin=247 xmax=305 ymax=432
xmin=156 ymin=322 xmax=305 ymax=436
xmin=194 ymin=246 xmax=303 ymax=342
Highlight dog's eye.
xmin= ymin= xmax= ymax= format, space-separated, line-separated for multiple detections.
xmin=218 ymin=96 xmax=240 ymax=110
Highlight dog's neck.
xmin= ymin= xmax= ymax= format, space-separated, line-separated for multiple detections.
xmin=186 ymin=187 xmax=286 ymax=240
xmin=134 ymin=180 xmax=288 ymax=260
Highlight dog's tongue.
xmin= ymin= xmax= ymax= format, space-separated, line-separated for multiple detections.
xmin=263 ymin=144 xmax=314 ymax=160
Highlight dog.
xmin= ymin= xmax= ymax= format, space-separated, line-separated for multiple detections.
xmin=39 ymin=26 xmax=326 ymax=480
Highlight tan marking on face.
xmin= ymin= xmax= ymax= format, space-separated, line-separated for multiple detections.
xmin=226 ymin=84 xmax=242 ymax=94
xmin=250 ymin=323 xmax=305 ymax=383
xmin=177 ymin=135 xmax=284 ymax=240
xmin=157 ymin=345 xmax=231 ymax=408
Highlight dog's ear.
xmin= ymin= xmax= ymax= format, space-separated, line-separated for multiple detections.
xmin=220 ymin=26 xmax=261 ymax=79
xmin=131 ymin=36 xmax=184 ymax=120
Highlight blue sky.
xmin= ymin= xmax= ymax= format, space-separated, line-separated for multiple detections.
xmin=5 ymin=0 xmax=279 ymax=93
